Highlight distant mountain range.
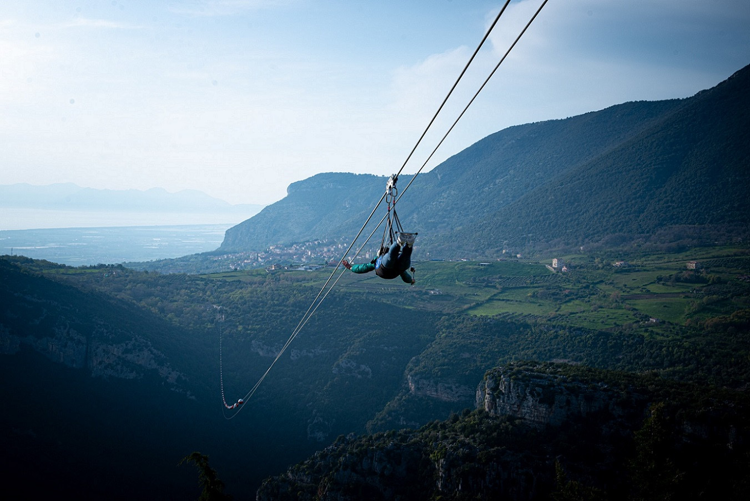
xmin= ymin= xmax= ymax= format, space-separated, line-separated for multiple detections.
xmin=220 ymin=63 xmax=750 ymax=258
xmin=0 ymin=183 xmax=264 ymax=215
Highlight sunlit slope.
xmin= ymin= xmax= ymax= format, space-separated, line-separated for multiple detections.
xmin=398 ymin=97 xmax=684 ymax=240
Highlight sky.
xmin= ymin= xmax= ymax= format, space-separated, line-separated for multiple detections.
xmin=1 ymin=0 xmax=749 ymax=206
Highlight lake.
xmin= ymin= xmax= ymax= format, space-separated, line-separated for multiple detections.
xmin=0 ymin=224 xmax=231 ymax=266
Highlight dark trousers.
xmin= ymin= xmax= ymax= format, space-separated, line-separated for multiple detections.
xmin=380 ymin=242 xmax=412 ymax=272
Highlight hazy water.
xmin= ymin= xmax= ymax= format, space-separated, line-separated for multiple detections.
xmin=0 ymin=207 xmax=254 ymax=231
xmin=0 ymin=224 xmax=230 ymax=266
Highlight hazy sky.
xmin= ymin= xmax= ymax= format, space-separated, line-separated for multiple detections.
xmin=1 ymin=0 xmax=749 ymax=205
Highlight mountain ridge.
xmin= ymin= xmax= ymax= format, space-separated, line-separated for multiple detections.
xmin=219 ymin=64 xmax=750 ymax=258
xmin=449 ymin=63 xmax=750 ymax=256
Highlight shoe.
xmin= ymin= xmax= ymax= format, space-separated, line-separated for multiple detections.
xmin=398 ymin=232 xmax=417 ymax=247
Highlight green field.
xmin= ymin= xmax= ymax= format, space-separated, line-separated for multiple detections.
xmin=629 ymin=297 xmax=690 ymax=324
xmin=91 ymin=245 xmax=747 ymax=336
xmin=467 ymin=299 xmax=554 ymax=317
xmin=347 ymin=246 xmax=749 ymax=334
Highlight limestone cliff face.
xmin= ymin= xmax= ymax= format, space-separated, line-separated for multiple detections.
xmin=333 ymin=358 xmax=372 ymax=379
xmin=407 ymin=374 xmax=474 ymax=403
xmin=476 ymin=365 xmax=644 ymax=427
xmin=2 ymin=319 xmax=189 ymax=391
xmin=23 ymin=324 xmax=88 ymax=368
xmin=364 ymin=372 xmax=476 ymax=434
xmin=0 ymin=324 xmax=21 ymax=355
xmin=89 ymin=336 xmax=185 ymax=383
xmin=0 ymin=264 xmax=189 ymax=394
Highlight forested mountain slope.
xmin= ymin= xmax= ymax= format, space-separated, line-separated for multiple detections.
xmin=220 ymin=173 xmax=385 ymax=251
xmin=395 ymin=98 xmax=684 ymax=241
xmin=220 ymin=64 xmax=749 ymax=257
xmin=448 ymin=63 xmax=750 ymax=257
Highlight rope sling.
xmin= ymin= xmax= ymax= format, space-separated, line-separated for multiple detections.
xmin=380 ymin=175 xmax=406 ymax=249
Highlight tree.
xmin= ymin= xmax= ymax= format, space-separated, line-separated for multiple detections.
xmin=630 ymin=403 xmax=683 ymax=501
xmin=179 ymin=452 xmax=232 ymax=501
xmin=551 ymin=460 xmax=608 ymax=501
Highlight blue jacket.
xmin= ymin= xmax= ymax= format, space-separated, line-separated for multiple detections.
xmin=349 ymin=257 xmax=413 ymax=283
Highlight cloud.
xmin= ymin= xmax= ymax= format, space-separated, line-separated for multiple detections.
xmin=61 ymin=18 xmax=142 ymax=30
xmin=168 ymin=0 xmax=300 ymax=17
xmin=488 ymin=0 xmax=750 ymax=74
xmin=1 ymin=0 xmax=748 ymax=207
xmin=369 ymin=0 xmax=750 ymax=179
xmin=474 ymin=0 xmax=750 ymax=113
xmin=388 ymin=47 xmax=472 ymax=122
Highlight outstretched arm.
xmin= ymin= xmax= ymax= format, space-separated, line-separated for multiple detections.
xmin=344 ymin=260 xmax=376 ymax=274
xmin=400 ymin=269 xmax=414 ymax=284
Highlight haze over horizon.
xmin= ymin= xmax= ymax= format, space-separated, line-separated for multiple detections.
xmin=1 ymin=0 xmax=749 ymax=206
xmin=0 ymin=182 xmax=264 ymax=230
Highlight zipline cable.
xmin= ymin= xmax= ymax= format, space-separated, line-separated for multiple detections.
xmin=390 ymin=0 xmax=512 ymax=182
xmin=222 ymin=3 xmax=512 ymax=417
xmin=395 ymin=0 xmax=551 ymax=205
xmin=324 ymin=0 xmax=552 ymax=344
xmin=222 ymin=192 xmax=387 ymax=418
xmin=221 ymin=0 xmax=552 ymax=417
xmin=341 ymin=0 xmax=551 ymax=261
xmin=225 ymin=185 xmax=404 ymax=418
xmin=218 ymin=314 xmax=231 ymax=409
xmin=237 ymin=208 xmax=399 ymax=400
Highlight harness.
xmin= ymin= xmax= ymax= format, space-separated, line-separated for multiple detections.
xmin=372 ymin=174 xmax=412 ymax=280
xmin=380 ymin=174 xmax=405 ymax=251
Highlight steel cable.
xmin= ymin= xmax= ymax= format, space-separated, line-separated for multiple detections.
xmin=220 ymin=0 xmax=552 ymax=417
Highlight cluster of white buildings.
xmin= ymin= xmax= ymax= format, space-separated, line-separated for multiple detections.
xmin=222 ymin=239 xmax=350 ymax=271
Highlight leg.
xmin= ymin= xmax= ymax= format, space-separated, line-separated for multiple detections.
xmin=396 ymin=243 xmax=412 ymax=272
xmin=379 ymin=242 xmax=401 ymax=270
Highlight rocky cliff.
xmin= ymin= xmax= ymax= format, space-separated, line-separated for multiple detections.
xmin=407 ymin=374 xmax=474 ymax=403
xmin=257 ymin=362 xmax=750 ymax=500
xmin=476 ymin=363 xmax=647 ymax=427
xmin=0 ymin=260 xmax=190 ymax=393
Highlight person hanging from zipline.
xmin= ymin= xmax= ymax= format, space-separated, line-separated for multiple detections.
xmin=343 ymin=174 xmax=417 ymax=284
xmin=343 ymin=232 xmax=416 ymax=284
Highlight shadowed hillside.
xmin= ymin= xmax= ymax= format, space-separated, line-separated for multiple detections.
xmin=257 ymin=362 xmax=750 ymax=501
